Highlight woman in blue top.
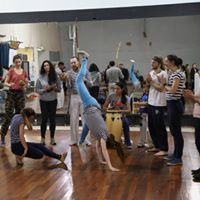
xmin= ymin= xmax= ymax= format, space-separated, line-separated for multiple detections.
xmin=10 ymin=107 xmax=67 ymax=167
xmin=76 ymin=57 xmax=122 ymax=172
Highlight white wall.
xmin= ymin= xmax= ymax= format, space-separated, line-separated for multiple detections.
xmin=0 ymin=22 xmax=61 ymax=78
xmin=0 ymin=23 xmax=61 ymax=52
xmin=59 ymin=15 xmax=200 ymax=75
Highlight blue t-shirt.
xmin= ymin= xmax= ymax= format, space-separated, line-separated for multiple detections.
xmin=10 ymin=114 xmax=24 ymax=144
xmin=139 ymin=92 xmax=149 ymax=113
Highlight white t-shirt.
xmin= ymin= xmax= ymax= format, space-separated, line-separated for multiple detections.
xmin=148 ymin=70 xmax=168 ymax=107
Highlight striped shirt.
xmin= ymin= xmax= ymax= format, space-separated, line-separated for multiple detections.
xmin=166 ymin=71 xmax=185 ymax=100
xmin=10 ymin=114 xmax=24 ymax=144
xmin=66 ymin=69 xmax=91 ymax=94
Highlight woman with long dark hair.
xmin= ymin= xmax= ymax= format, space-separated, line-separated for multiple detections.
xmin=163 ymin=55 xmax=185 ymax=166
xmin=36 ymin=60 xmax=61 ymax=145
xmin=103 ymin=82 xmax=132 ymax=148
xmin=1 ymin=54 xmax=28 ymax=146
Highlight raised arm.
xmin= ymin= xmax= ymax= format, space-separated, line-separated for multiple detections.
xmin=130 ymin=63 xmax=140 ymax=87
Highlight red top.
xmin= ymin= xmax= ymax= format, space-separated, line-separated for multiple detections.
xmin=8 ymin=68 xmax=28 ymax=90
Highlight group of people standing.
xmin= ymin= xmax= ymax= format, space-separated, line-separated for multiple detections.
xmin=0 ymin=53 xmax=200 ymax=180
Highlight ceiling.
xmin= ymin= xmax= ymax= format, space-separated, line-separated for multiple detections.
xmin=0 ymin=2 xmax=199 ymax=24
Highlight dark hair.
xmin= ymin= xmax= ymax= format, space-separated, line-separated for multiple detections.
xmin=89 ymin=63 xmax=99 ymax=72
xmin=40 ymin=60 xmax=57 ymax=85
xmin=167 ymin=54 xmax=179 ymax=66
xmin=109 ymin=61 xmax=115 ymax=67
xmin=141 ymin=80 xmax=148 ymax=88
xmin=21 ymin=107 xmax=36 ymax=130
xmin=181 ymin=65 xmax=186 ymax=72
xmin=152 ymin=56 xmax=164 ymax=70
xmin=21 ymin=107 xmax=36 ymax=118
xmin=13 ymin=54 xmax=22 ymax=62
xmin=70 ymin=56 xmax=79 ymax=62
xmin=177 ymin=57 xmax=183 ymax=67
xmin=58 ymin=61 xmax=64 ymax=66
xmin=115 ymin=82 xmax=127 ymax=104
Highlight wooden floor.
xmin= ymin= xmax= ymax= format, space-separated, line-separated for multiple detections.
xmin=0 ymin=130 xmax=200 ymax=200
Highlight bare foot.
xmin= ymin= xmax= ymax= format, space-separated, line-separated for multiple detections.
xmin=109 ymin=166 xmax=120 ymax=172
xmin=16 ymin=156 xmax=24 ymax=166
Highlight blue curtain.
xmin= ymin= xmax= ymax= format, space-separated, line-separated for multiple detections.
xmin=0 ymin=42 xmax=10 ymax=77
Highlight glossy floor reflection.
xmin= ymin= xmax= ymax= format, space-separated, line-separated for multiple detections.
xmin=0 ymin=130 xmax=200 ymax=200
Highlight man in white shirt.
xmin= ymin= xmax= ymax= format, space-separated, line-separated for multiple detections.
xmin=146 ymin=56 xmax=168 ymax=156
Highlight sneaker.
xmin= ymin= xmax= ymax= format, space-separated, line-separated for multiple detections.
xmin=137 ymin=143 xmax=145 ymax=148
xmin=193 ymin=173 xmax=200 ymax=182
xmin=85 ymin=141 xmax=92 ymax=146
xmin=166 ymin=158 xmax=182 ymax=166
xmin=146 ymin=147 xmax=159 ymax=152
xmin=191 ymin=168 xmax=200 ymax=175
xmin=163 ymin=154 xmax=175 ymax=161
xmin=144 ymin=143 xmax=153 ymax=148
xmin=79 ymin=143 xmax=87 ymax=152
xmin=154 ymin=151 xmax=168 ymax=157
xmin=127 ymin=145 xmax=132 ymax=149
xmin=193 ymin=177 xmax=200 ymax=183
xmin=50 ymin=138 xmax=56 ymax=145
xmin=40 ymin=138 xmax=45 ymax=145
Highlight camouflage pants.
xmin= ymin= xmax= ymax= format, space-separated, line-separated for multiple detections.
xmin=1 ymin=90 xmax=25 ymax=137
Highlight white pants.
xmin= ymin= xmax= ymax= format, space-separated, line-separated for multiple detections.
xmin=139 ymin=113 xmax=152 ymax=145
xmin=69 ymin=94 xmax=90 ymax=144
xmin=57 ymin=88 xmax=65 ymax=109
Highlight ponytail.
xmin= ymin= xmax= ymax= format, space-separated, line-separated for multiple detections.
xmin=21 ymin=108 xmax=36 ymax=130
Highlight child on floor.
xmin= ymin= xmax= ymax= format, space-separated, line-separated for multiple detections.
xmin=135 ymin=81 xmax=152 ymax=148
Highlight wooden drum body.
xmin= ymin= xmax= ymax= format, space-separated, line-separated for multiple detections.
xmin=106 ymin=111 xmax=123 ymax=142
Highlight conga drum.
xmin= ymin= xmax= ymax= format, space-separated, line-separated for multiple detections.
xmin=106 ymin=112 xmax=114 ymax=134
xmin=112 ymin=113 xmax=123 ymax=142
xmin=106 ymin=110 xmax=123 ymax=142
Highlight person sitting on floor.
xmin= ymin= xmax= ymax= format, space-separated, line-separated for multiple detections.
xmin=10 ymin=107 xmax=67 ymax=168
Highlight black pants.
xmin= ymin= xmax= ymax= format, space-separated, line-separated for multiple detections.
xmin=148 ymin=105 xmax=168 ymax=151
xmin=1 ymin=90 xmax=25 ymax=137
xmin=40 ymin=99 xmax=57 ymax=138
xmin=11 ymin=142 xmax=60 ymax=159
xmin=194 ymin=118 xmax=200 ymax=155
xmin=167 ymin=100 xmax=184 ymax=159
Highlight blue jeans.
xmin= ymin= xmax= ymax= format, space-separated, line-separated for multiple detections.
xmin=79 ymin=123 xmax=89 ymax=144
xmin=122 ymin=117 xmax=131 ymax=146
xmin=167 ymin=100 xmax=184 ymax=159
xmin=76 ymin=58 xmax=99 ymax=108
xmin=11 ymin=142 xmax=60 ymax=160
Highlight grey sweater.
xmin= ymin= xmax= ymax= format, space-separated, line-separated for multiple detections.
xmin=35 ymin=75 xmax=61 ymax=101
